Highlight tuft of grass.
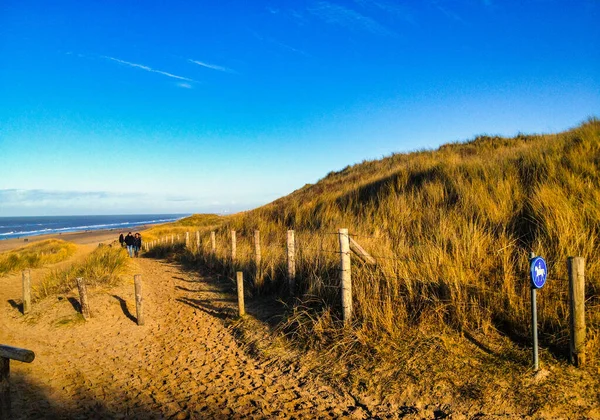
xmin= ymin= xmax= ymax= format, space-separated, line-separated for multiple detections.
xmin=0 ymin=239 xmax=76 ymax=276
xmin=36 ymin=245 xmax=129 ymax=300
xmin=53 ymin=313 xmax=86 ymax=327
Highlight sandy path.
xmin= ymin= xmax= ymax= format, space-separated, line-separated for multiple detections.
xmin=2 ymin=258 xmax=375 ymax=419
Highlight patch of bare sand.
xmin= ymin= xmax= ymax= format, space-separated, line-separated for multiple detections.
xmin=1 ymin=258 xmax=386 ymax=419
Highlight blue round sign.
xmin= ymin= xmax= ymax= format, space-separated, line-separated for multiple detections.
xmin=530 ymin=257 xmax=548 ymax=289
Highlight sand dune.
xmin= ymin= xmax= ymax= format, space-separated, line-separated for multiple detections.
xmin=1 ymin=256 xmax=390 ymax=419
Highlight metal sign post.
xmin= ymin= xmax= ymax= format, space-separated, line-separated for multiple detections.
xmin=529 ymin=252 xmax=548 ymax=371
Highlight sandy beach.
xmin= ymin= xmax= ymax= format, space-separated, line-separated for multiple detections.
xmin=0 ymin=226 xmax=150 ymax=253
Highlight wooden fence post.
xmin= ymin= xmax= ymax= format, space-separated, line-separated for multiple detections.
xmin=171 ymin=234 xmax=174 ymax=245
xmin=254 ymin=230 xmax=261 ymax=280
xmin=0 ymin=345 xmax=35 ymax=419
xmin=568 ymin=256 xmax=586 ymax=367
xmin=185 ymin=232 xmax=190 ymax=248
xmin=211 ymin=231 xmax=216 ymax=254
xmin=236 ymin=271 xmax=245 ymax=316
xmin=231 ymin=230 xmax=237 ymax=262
xmin=22 ymin=270 xmax=31 ymax=315
xmin=196 ymin=231 xmax=200 ymax=251
xmin=0 ymin=355 xmax=9 ymax=417
xmin=287 ymin=230 xmax=296 ymax=295
xmin=134 ymin=274 xmax=144 ymax=326
xmin=349 ymin=237 xmax=376 ymax=265
xmin=76 ymin=277 xmax=92 ymax=320
xmin=338 ymin=228 xmax=352 ymax=325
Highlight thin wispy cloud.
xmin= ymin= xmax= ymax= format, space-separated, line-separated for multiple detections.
xmin=103 ymin=56 xmax=196 ymax=82
xmin=250 ymin=31 xmax=312 ymax=58
xmin=188 ymin=59 xmax=235 ymax=74
xmin=266 ymin=6 xmax=309 ymax=26
xmin=308 ymin=1 xmax=395 ymax=36
xmin=353 ymin=0 xmax=417 ymax=26
xmin=177 ymin=82 xmax=193 ymax=89
xmin=0 ymin=189 xmax=197 ymax=207
xmin=0 ymin=189 xmax=142 ymax=208
xmin=429 ymin=1 xmax=465 ymax=23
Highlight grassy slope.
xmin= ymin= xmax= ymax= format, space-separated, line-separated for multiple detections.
xmin=228 ymin=119 xmax=600 ymax=351
xmin=0 ymin=239 xmax=77 ymax=276
xmin=153 ymin=119 xmax=600 ymax=416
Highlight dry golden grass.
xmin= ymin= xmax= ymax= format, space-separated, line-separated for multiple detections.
xmin=0 ymin=239 xmax=76 ymax=277
xmin=141 ymin=214 xmax=222 ymax=242
xmin=149 ymin=119 xmax=600 ymax=414
xmin=36 ymin=245 xmax=129 ymax=300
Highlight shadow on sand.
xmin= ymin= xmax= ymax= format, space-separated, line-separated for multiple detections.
xmin=111 ymin=295 xmax=138 ymax=324
xmin=7 ymin=299 xmax=23 ymax=314
xmin=169 ymin=262 xmax=286 ymax=331
xmin=67 ymin=297 xmax=82 ymax=314
xmin=176 ymin=296 xmax=236 ymax=320
xmin=7 ymin=370 xmax=230 ymax=419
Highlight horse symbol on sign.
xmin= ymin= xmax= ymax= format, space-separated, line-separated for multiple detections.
xmin=530 ymin=256 xmax=548 ymax=289
xmin=534 ymin=264 xmax=545 ymax=280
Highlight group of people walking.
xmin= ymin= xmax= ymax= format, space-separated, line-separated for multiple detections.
xmin=118 ymin=232 xmax=142 ymax=257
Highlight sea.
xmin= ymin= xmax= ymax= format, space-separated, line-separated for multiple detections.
xmin=0 ymin=214 xmax=189 ymax=241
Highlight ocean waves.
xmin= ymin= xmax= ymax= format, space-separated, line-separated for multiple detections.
xmin=0 ymin=215 xmax=188 ymax=240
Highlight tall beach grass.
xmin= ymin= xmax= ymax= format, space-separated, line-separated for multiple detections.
xmin=36 ymin=245 xmax=129 ymax=300
xmin=0 ymin=239 xmax=76 ymax=276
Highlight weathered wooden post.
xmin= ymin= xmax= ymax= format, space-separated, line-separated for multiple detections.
xmin=338 ymin=228 xmax=352 ymax=325
xmin=349 ymin=237 xmax=377 ymax=265
xmin=236 ymin=271 xmax=245 ymax=316
xmin=254 ymin=230 xmax=261 ymax=281
xmin=0 ymin=345 xmax=35 ymax=418
xmin=568 ymin=256 xmax=586 ymax=367
xmin=22 ymin=270 xmax=31 ymax=315
xmin=134 ymin=274 xmax=144 ymax=326
xmin=0 ymin=353 xmax=8 ymax=417
xmin=76 ymin=277 xmax=92 ymax=320
xmin=231 ymin=230 xmax=237 ymax=262
xmin=210 ymin=231 xmax=216 ymax=254
xmin=185 ymin=232 xmax=190 ymax=248
xmin=287 ymin=230 xmax=296 ymax=295
xmin=196 ymin=231 xmax=200 ymax=252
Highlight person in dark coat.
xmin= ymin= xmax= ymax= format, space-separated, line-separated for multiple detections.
xmin=118 ymin=233 xmax=124 ymax=247
xmin=124 ymin=232 xmax=135 ymax=257
xmin=134 ymin=233 xmax=142 ymax=257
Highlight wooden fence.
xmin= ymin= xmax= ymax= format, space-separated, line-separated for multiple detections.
xmin=145 ymin=228 xmax=589 ymax=367
xmin=0 ymin=344 xmax=35 ymax=418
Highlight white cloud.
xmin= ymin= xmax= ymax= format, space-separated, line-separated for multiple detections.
xmin=188 ymin=59 xmax=235 ymax=74
xmin=250 ymin=31 xmax=312 ymax=57
xmin=103 ymin=56 xmax=196 ymax=82
xmin=353 ymin=0 xmax=417 ymax=26
xmin=308 ymin=1 xmax=395 ymax=36
xmin=0 ymin=189 xmax=260 ymax=217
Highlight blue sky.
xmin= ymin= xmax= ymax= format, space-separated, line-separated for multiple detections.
xmin=0 ymin=0 xmax=598 ymax=216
